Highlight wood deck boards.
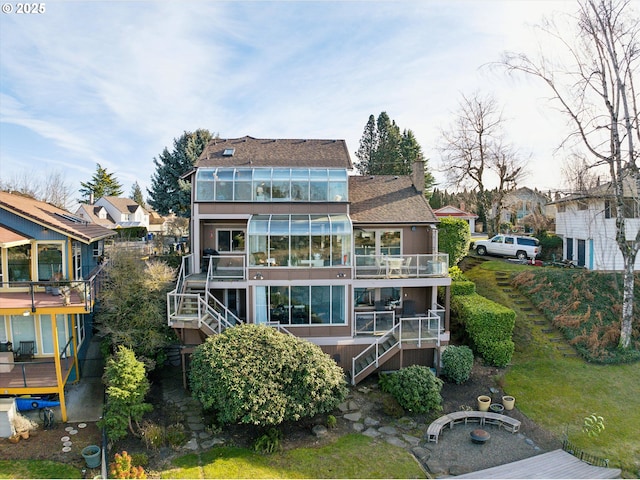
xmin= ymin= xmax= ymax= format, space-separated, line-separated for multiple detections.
xmin=455 ymin=449 xmax=621 ymax=479
xmin=0 ymin=357 xmax=75 ymax=391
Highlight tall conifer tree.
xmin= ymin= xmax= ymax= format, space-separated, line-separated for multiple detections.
xmin=148 ymin=129 xmax=214 ymax=217
xmin=79 ymin=163 xmax=123 ymax=203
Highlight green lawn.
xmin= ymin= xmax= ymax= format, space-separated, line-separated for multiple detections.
xmin=465 ymin=259 xmax=640 ymax=476
xmin=0 ymin=460 xmax=81 ymax=479
xmin=161 ymin=434 xmax=426 ymax=479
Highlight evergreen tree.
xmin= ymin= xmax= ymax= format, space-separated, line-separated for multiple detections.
xmin=130 ymin=182 xmax=145 ymax=209
xmin=79 ymin=163 xmax=123 ymax=203
xmin=147 ymin=129 xmax=213 ymax=217
xmin=355 ymin=113 xmax=435 ymax=194
xmin=355 ymin=115 xmax=377 ymax=175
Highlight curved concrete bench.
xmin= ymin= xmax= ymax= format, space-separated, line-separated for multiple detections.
xmin=426 ymin=410 xmax=521 ymax=443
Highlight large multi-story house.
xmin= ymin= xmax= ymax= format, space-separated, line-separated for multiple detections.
xmin=0 ymin=192 xmax=115 ymax=421
xmin=168 ymin=136 xmax=451 ymax=384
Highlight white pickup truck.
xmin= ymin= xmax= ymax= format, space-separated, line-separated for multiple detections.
xmin=474 ymin=234 xmax=541 ymax=260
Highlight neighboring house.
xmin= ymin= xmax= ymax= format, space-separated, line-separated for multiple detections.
xmin=0 ymin=191 xmax=115 ymax=421
xmin=433 ymin=205 xmax=479 ymax=233
xmin=168 ymin=136 xmax=451 ymax=385
xmin=147 ymin=209 xmax=169 ymax=237
xmin=550 ymin=178 xmax=640 ymax=270
xmin=76 ymin=197 xmax=150 ymax=230
xmin=497 ymin=187 xmax=549 ymax=231
xmin=74 ymin=203 xmax=115 ymax=229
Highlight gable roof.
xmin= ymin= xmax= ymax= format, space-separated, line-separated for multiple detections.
xmin=75 ymin=204 xmax=115 ymax=227
xmin=97 ymin=196 xmax=143 ymax=214
xmin=349 ymin=175 xmax=437 ymax=224
xmin=196 ymin=136 xmax=353 ymax=169
xmin=0 ymin=191 xmax=115 ymax=243
xmin=434 ymin=205 xmax=478 ymax=219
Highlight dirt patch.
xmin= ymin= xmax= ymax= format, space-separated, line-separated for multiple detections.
xmin=0 ymin=419 xmax=102 ymax=472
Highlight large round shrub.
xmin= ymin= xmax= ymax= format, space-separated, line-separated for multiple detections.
xmin=379 ymin=365 xmax=443 ymax=413
xmin=189 ymin=324 xmax=348 ymax=426
xmin=442 ymin=345 xmax=474 ymax=384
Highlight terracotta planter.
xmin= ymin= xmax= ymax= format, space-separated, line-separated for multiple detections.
xmin=502 ymin=395 xmax=516 ymax=411
xmin=477 ymin=395 xmax=491 ymax=412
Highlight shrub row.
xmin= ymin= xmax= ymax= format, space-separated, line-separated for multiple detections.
xmin=451 ymin=293 xmax=515 ymax=367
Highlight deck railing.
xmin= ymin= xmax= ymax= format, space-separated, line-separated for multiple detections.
xmin=355 ymin=310 xmax=395 ymax=335
xmin=354 ymin=254 xmax=448 ymax=279
xmin=205 ymin=254 xmax=246 ymax=280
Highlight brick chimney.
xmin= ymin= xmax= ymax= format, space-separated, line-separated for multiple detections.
xmin=412 ymin=158 xmax=425 ymax=194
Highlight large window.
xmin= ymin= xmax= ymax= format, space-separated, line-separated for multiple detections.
xmin=248 ymin=215 xmax=351 ymax=267
xmin=195 ymin=167 xmax=348 ymax=203
xmin=257 ymin=285 xmax=346 ymax=325
xmin=37 ymin=244 xmax=63 ymax=281
xmin=217 ymin=230 xmax=245 ymax=252
xmin=354 ymin=229 xmax=402 ymax=258
xmin=7 ymin=244 xmax=31 ymax=282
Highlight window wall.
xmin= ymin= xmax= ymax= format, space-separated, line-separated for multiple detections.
xmin=195 ymin=168 xmax=348 ymax=203
xmin=248 ymin=215 xmax=351 ymax=267
xmin=256 ymin=285 xmax=346 ymax=325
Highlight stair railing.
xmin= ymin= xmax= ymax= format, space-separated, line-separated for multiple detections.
xmin=351 ymin=323 xmax=400 ymax=385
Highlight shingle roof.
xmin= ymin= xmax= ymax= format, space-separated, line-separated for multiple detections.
xmin=0 ymin=224 xmax=31 ymax=247
xmin=75 ymin=204 xmax=115 ymax=227
xmin=99 ymin=196 xmax=142 ymax=213
xmin=0 ymin=191 xmax=116 ymax=243
xmin=349 ymin=175 xmax=438 ymax=224
xmin=196 ymin=136 xmax=353 ymax=169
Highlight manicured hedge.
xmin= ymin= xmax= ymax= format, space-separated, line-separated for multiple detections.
xmin=451 ymin=280 xmax=476 ymax=296
xmin=451 ymin=293 xmax=515 ymax=367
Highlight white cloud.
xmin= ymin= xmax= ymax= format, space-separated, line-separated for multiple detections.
xmin=0 ymin=0 xmax=589 ymax=197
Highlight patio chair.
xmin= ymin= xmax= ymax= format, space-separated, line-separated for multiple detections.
xmin=14 ymin=340 xmax=35 ymax=362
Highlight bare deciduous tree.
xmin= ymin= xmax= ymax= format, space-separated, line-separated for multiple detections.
xmin=438 ymin=92 xmax=528 ymax=234
xmin=501 ymin=0 xmax=639 ymax=349
xmin=561 ymin=154 xmax=603 ymax=193
xmin=1 ymin=169 xmax=73 ymax=209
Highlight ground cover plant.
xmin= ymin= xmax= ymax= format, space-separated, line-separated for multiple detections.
xmin=464 ymin=258 xmax=640 ymax=476
xmin=511 ymin=269 xmax=640 ymax=363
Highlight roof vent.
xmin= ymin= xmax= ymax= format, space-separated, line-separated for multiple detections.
xmin=222 ymin=148 xmax=235 ymax=157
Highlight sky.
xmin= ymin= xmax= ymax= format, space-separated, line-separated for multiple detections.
xmin=0 ymin=0 xmax=581 ymax=207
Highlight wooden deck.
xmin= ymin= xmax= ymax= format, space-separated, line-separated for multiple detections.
xmin=0 ymin=356 xmax=75 ymax=392
xmin=455 ymin=449 xmax=621 ymax=479
xmin=0 ymin=290 xmax=88 ymax=313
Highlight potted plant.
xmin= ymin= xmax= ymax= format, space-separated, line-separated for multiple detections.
xmin=71 ymin=280 xmax=87 ymax=302
xmin=50 ymin=272 xmax=63 ymax=295
xmin=12 ymin=412 xmax=38 ymax=439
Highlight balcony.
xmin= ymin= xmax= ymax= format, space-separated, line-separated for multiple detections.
xmin=354 ymin=254 xmax=448 ymax=279
xmin=0 ymin=280 xmax=93 ymax=313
